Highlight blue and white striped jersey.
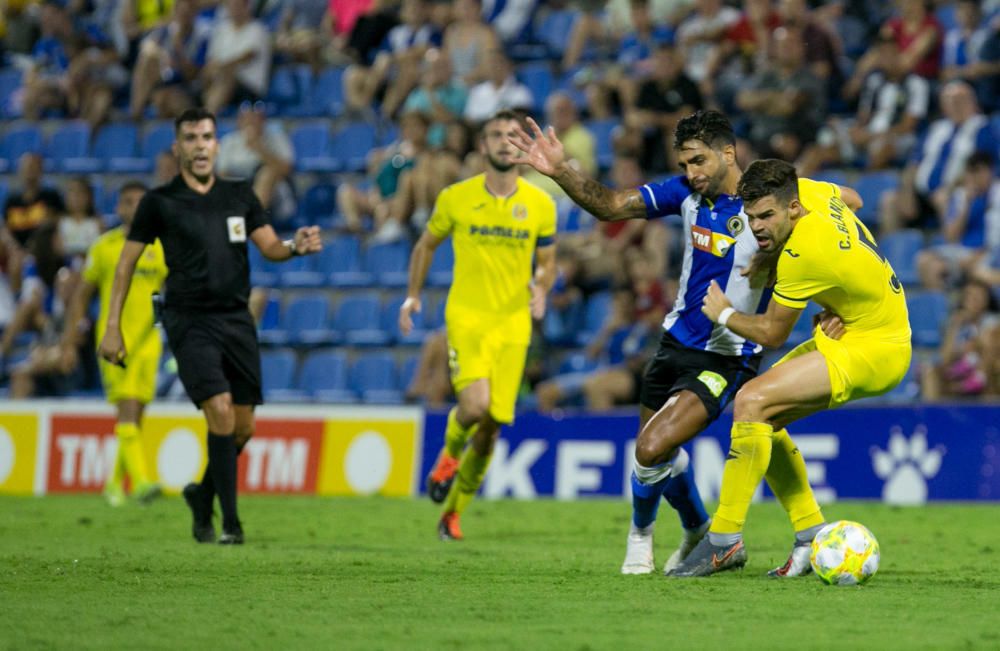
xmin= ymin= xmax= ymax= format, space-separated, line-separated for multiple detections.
xmin=640 ymin=176 xmax=769 ymax=358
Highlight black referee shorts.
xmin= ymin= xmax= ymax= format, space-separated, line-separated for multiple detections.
xmin=639 ymin=330 xmax=760 ymax=421
xmin=162 ymin=307 xmax=263 ymax=407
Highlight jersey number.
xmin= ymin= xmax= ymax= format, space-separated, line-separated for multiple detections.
xmin=855 ymin=223 xmax=902 ymax=293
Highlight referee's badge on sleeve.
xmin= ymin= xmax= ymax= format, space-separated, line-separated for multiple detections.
xmin=227 ymin=216 xmax=247 ymax=242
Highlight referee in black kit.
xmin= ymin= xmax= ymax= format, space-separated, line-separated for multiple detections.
xmin=99 ymin=108 xmax=322 ymax=544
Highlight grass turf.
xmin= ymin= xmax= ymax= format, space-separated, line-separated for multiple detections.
xmin=2 ymin=495 xmax=998 ymax=650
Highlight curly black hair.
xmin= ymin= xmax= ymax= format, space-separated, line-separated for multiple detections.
xmin=673 ymin=110 xmax=735 ymax=151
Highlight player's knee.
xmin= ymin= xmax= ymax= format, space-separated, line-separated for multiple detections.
xmin=733 ymin=384 xmax=770 ymax=420
xmin=459 ymin=397 xmax=490 ymax=423
xmin=634 ymin=433 xmax=669 ymax=468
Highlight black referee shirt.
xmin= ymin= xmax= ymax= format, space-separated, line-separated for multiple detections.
xmin=129 ymin=175 xmax=269 ymax=312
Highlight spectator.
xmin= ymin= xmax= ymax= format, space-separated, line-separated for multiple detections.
xmin=798 ymin=35 xmax=930 ymax=175
xmin=61 ymin=7 xmax=129 ymax=128
xmin=326 ymin=0 xmax=376 ymax=62
xmin=1 ymin=0 xmax=40 ymax=55
xmin=200 ymin=0 xmax=272 ymax=114
xmin=443 ymin=0 xmax=500 ymax=87
xmin=735 ymin=25 xmax=826 ymax=161
xmin=921 ymin=279 xmax=999 ymax=400
xmin=619 ymin=40 xmax=702 ymax=173
xmin=404 ymin=329 xmax=453 ymax=407
xmin=879 ymin=0 xmax=942 ymax=80
xmin=57 ymin=177 xmax=102 ymax=259
xmin=674 ymin=0 xmax=740 ymax=88
xmin=481 ymin=0 xmax=537 ymax=45
xmin=274 ymin=0 xmax=329 ymax=68
xmin=2 ymin=153 xmax=64 ymax=296
xmin=916 ymin=152 xmax=1000 ymax=290
xmin=402 ymin=48 xmax=468 ymax=148
xmin=21 ymin=0 xmax=74 ymax=120
xmin=776 ymin=0 xmax=842 ymax=101
xmin=216 ymin=101 xmax=297 ymax=225
xmin=343 ymin=0 xmax=442 ymax=118
xmin=522 ymin=92 xmax=596 ymax=199
xmin=943 ymin=3 xmax=1000 ymax=112
xmin=701 ymin=0 xmax=781 ymax=109
xmin=881 ymin=81 xmax=998 ymax=233
xmin=542 ymin=244 xmax=586 ymax=344
xmin=605 ymin=0 xmax=694 ymax=34
xmin=121 ymin=0 xmax=179 ymax=56
xmin=342 ymin=0 xmax=399 ymax=66
xmin=128 ymin=0 xmax=211 ymax=120
xmin=462 ymin=49 xmax=533 ymax=125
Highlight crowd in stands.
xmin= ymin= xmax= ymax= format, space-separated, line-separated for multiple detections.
xmin=1 ymin=0 xmax=999 ymax=407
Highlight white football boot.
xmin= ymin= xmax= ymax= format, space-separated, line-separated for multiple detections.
xmin=768 ymin=541 xmax=814 ymax=577
xmin=621 ymin=522 xmax=655 ymax=574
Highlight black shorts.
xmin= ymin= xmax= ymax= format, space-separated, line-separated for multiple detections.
xmin=162 ymin=307 xmax=263 ymax=407
xmin=639 ymin=331 xmax=760 ymax=421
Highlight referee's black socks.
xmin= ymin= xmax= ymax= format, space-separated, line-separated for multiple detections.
xmin=207 ymin=432 xmax=240 ymax=531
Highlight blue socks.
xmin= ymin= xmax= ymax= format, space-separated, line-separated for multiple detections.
xmin=631 ymin=470 xmax=666 ymax=529
xmin=631 ymin=449 xmax=709 ymax=531
xmin=663 ymin=464 xmax=709 ymax=530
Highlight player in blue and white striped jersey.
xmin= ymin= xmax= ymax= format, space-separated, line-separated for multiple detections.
xmin=512 ymin=110 xmax=862 ymax=575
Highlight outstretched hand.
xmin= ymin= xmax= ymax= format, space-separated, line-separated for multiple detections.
xmin=508 ymin=117 xmax=566 ymax=178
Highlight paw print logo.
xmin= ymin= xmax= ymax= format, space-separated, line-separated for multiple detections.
xmin=871 ymin=426 xmax=946 ymax=505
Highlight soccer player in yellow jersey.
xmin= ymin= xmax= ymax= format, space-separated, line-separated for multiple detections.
xmin=61 ymin=181 xmax=168 ymax=506
xmin=670 ymin=159 xmax=912 ymax=577
xmin=399 ymin=110 xmax=557 ymax=541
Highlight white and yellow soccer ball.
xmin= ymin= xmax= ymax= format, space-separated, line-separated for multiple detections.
xmin=809 ymin=520 xmax=880 ymax=586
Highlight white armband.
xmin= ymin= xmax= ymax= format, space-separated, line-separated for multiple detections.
xmin=718 ymin=307 xmax=736 ymax=328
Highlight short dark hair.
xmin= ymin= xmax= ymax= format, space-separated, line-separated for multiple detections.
xmin=737 ymin=159 xmax=799 ymax=206
xmin=174 ymin=107 xmax=217 ymax=134
xmin=119 ymin=180 xmax=148 ymax=195
xmin=479 ymin=109 xmax=523 ymax=137
xmin=673 ymin=110 xmax=735 ymax=150
xmin=967 ymin=150 xmax=995 ymax=170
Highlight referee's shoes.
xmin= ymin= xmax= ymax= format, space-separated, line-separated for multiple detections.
xmin=182 ymin=483 xmax=216 ymax=543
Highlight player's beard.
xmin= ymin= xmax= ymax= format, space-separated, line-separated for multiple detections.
xmin=486 ymin=151 xmax=515 ymax=173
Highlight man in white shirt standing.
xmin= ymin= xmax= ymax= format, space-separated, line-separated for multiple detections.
xmin=463 ymin=50 xmax=533 ymax=125
xmin=200 ymin=0 xmax=272 ymax=114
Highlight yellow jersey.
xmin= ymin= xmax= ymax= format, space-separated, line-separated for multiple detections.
xmin=82 ymin=227 xmax=169 ymax=358
xmin=427 ymin=174 xmax=557 ymax=344
xmin=772 ymin=179 xmax=910 ymax=344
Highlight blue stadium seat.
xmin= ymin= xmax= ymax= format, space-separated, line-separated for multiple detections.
xmin=298 ymin=349 xmax=356 ymax=403
xmin=335 ymin=292 xmax=391 ymax=346
xmin=0 ymin=124 xmax=43 ymax=168
xmin=95 ymin=123 xmax=146 ymax=173
xmin=332 ymin=122 xmax=376 ymax=172
xmin=285 ymin=292 xmax=336 ymax=345
xmin=907 ymin=291 xmax=948 ymax=348
xmin=0 ymin=69 xmax=22 ymax=119
xmin=48 ymin=122 xmax=99 ymax=173
xmin=813 ymin=170 xmax=848 ymax=188
xmin=427 ymin=238 xmax=454 ymax=287
xmin=365 ymin=241 xmax=410 ymax=287
xmin=142 ymin=122 xmax=175 ymax=159
xmin=258 ymin=293 xmax=281 ymax=331
xmin=291 ymin=123 xmax=338 ymax=172
xmin=323 ymin=235 xmax=372 ymax=287
xmin=587 ymin=119 xmax=617 ymax=170
xmin=248 ymin=245 xmax=280 ymax=287
xmin=278 ymin=254 xmax=324 ymax=287
xmin=350 ymin=353 xmax=402 ymax=404
xmin=558 ymin=351 xmax=600 ymax=375
xmin=265 ymin=66 xmax=301 ymax=115
xmin=535 ymin=9 xmax=580 ymax=60
xmin=880 ymin=229 xmax=923 ymax=287
xmin=307 ymin=66 xmax=346 ymax=116
xmin=785 ymin=302 xmax=823 ymax=347
xmin=260 ymin=349 xmax=298 ymax=399
xmin=0 ymin=179 xmax=8 ymax=208
xmin=399 ymin=355 xmax=419 ymax=393
xmin=300 ymin=181 xmax=337 ymax=227
xmin=516 ymin=61 xmax=554 ymax=113
xmin=575 ymin=291 xmax=612 ymax=346
xmin=383 ymin=293 xmax=427 ymax=345
xmin=854 ymin=171 xmax=899 ymax=226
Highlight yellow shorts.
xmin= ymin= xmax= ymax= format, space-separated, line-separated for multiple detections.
xmin=446 ymin=323 xmax=528 ymax=425
xmin=100 ymin=352 xmax=160 ymax=404
xmin=774 ymin=329 xmax=911 ymax=408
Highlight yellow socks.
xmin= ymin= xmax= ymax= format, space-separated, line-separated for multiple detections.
xmin=766 ymin=429 xmax=825 ymax=532
xmin=711 ymin=421 xmax=774 ymax=535
xmin=109 ymin=447 xmax=126 ymax=487
xmin=115 ymin=422 xmax=150 ymax=486
xmin=444 ymin=406 xmax=478 ymax=459
xmin=443 ymin=446 xmax=493 ymax=515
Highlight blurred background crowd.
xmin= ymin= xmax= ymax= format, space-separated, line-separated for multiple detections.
xmin=0 ymin=0 xmax=998 ymax=408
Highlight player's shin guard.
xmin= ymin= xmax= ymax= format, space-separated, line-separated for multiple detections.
xmin=442 ymin=446 xmax=492 ymax=516
xmin=710 ymin=422 xmax=773 ymax=540
xmin=115 ymin=422 xmax=150 ymax=485
xmin=766 ymin=428 xmax=825 ymax=533
xmin=662 ymin=448 xmax=709 ymax=530
xmin=207 ymin=432 xmax=239 ymax=531
xmin=444 ymin=407 xmax=478 ymax=459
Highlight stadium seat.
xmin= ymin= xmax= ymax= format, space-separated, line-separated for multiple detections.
xmin=907 ymin=291 xmax=949 ymax=348
xmin=813 ymin=170 xmax=848 ymax=188
xmin=300 ymin=181 xmax=337 ymax=228
xmin=350 ymin=353 xmax=402 ymax=404
xmin=95 ymin=123 xmax=147 ymax=173
xmin=785 ymin=302 xmax=822 ymax=347
xmin=557 ymin=351 xmax=600 ymax=375
xmin=291 ymin=123 xmax=338 ymax=172
xmin=0 ymin=68 xmax=22 ymax=119
xmin=278 ymin=254 xmax=323 ymax=287
xmin=260 ymin=349 xmax=298 ymax=400
xmin=399 ymin=355 xmax=419 ymax=392
xmin=299 ymin=349 xmax=356 ymax=403
xmin=535 ymin=9 xmax=580 ymax=60
xmin=0 ymin=124 xmax=42 ymax=169
xmin=587 ymin=119 xmax=617 ymax=171
xmin=332 ymin=122 xmax=376 ymax=173
xmin=880 ymin=229 xmax=923 ymax=287
xmin=265 ymin=66 xmax=301 ymax=115
xmin=427 ymin=238 xmax=454 ymax=287
xmin=335 ymin=292 xmax=391 ymax=346
xmin=48 ymin=121 xmax=101 ymax=173
xmin=258 ymin=293 xmax=281 ymax=331
xmin=141 ymin=122 xmax=175 ymax=159
xmin=516 ymin=61 xmax=554 ymax=114
xmin=306 ymin=66 xmax=346 ymax=117
xmin=365 ymin=241 xmax=410 ymax=287
xmin=854 ymin=171 xmax=899 ymax=226
xmin=324 ymin=234 xmax=372 ymax=287
xmin=248 ymin=244 xmax=280 ymax=287
xmin=285 ymin=292 xmax=337 ymax=345
xmin=575 ymin=291 xmax=612 ymax=346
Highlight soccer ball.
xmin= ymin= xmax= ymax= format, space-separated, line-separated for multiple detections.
xmin=809 ymin=520 xmax=880 ymax=586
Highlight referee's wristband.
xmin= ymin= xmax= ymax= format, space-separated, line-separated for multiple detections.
xmin=284 ymin=239 xmax=301 ymax=257
xmin=718 ymin=307 xmax=736 ymax=328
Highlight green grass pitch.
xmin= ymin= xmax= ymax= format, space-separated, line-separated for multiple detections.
xmin=2 ymin=496 xmax=999 ymax=650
